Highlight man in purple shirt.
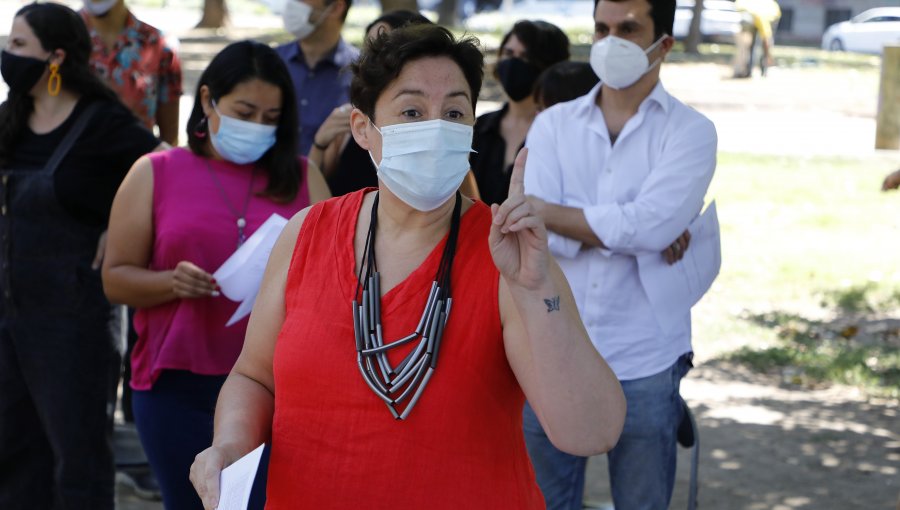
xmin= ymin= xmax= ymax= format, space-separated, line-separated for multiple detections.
xmin=276 ymin=0 xmax=359 ymax=155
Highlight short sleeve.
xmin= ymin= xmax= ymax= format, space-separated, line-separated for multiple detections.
xmin=54 ymin=99 xmax=160 ymax=225
xmin=157 ymin=39 xmax=183 ymax=105
xmin=95 ymin=100 xmax=162 ymax=168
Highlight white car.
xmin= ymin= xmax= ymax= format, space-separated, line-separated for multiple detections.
xmin=822 ymin=7 xmax=900 ymax=54
xmin=673 ymin=0 xmax=748 ymax=43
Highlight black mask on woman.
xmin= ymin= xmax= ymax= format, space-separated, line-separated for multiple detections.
xmin=496 ymin=57 xmax=540 ymax=102
xmin=0 ymin=50 xmax=48 ymax=94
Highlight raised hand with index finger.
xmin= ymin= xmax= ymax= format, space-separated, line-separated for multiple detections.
xmin=488 ymin=148 xmax=550 ymax=290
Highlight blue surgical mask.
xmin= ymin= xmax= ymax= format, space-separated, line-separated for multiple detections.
xmin=209 ymin=100 xmax=277 ymax=164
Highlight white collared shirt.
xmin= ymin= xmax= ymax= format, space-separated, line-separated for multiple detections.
xmin=524 ymin=81 xmax=717 ymax=381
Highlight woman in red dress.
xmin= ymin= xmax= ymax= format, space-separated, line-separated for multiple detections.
xmin=190 ymin=24 xmax=626 ymax=510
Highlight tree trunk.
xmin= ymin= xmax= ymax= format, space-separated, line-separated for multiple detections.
xmin=437 ymin=0 xmax=460 ymax=26
xmin=197 ymin=0 xmax=228 ymax=29
xmin=379 ymin=0 xmax=419 ymax=14
xmin=685 ymin=0 xmax=704 ymax=54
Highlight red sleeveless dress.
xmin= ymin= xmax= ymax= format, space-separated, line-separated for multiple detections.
xmin=266 ymin=190 xmax=545 ymax=509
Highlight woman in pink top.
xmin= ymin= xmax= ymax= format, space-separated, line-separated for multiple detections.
xmin=102 ymin=40 xmax=331 ymax=510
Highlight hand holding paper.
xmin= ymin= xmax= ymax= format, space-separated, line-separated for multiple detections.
xmin=214 ymin=214 xmax=289 ymax=326
xmin=214 ymin=444 xmax=265 ymax=510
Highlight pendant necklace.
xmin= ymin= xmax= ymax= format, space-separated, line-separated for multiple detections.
xmin=353 ymin=191 xmax=462 ymax=420
xmin=205 ymin=159 xmax=257 ymax=248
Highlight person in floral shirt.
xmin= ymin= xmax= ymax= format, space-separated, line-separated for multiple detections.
xmin=82 ymin=0 xmax=182 ymax=145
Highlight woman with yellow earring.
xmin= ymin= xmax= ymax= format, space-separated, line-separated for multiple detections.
xmin=0 ymin=3 xmax=164 ymax=509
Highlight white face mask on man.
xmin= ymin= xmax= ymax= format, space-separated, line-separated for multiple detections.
xmin=590 ymin=35 xmax=666 ymax=90
xmin=282 ymin=0 xmax=331 ymax=40
xmin=368 ymin=119 xmax=474 ymax=212
xmin=83 ymin=0 xmax=117 ymax=17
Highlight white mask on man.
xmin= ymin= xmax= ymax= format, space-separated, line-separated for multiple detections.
xmin=83 ymin=0 xmax=117 ymax=17
xmin=283 ymin=0 xmax=330 ymax=40
xmin=590 ymin=35 xmax=666 ymax=90
xmin=368 ymin=119 xmax=474 ymax=212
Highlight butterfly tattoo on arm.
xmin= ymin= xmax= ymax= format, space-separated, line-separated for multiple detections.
xmin=543 ymin=296 xmax=560 ymax=313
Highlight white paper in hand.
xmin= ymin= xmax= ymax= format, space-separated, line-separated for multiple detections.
xmin=636 ymin=201 xmax=721 ymax=332
xmin=214 ymin=214 xmax=289 ymax=326
xmin=215 ymin=444 xmax=265 ymax=510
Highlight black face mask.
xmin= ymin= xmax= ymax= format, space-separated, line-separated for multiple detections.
xmin=0 ymin=50 xmax=48 ymax=94
xmin=496 ymin=57 xmax=540 ymax=102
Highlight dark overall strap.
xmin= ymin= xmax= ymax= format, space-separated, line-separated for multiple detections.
xmin=43 ymin=101 xmax=103 ymax=176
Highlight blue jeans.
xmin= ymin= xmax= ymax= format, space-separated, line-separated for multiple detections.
xmin=523 ymin=353 xmax=692 ymax=510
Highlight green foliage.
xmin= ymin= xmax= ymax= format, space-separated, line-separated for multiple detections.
xmin=730 ymin=341 xmax=900 ymax=399
xmin=729 ymin=288 xmax=900 ymax=398
xmin=818 ymin=284 xmax=900 ymax=315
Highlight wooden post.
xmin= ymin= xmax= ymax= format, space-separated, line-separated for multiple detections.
xmin=876 ymin=45 xmax=900 ymax=150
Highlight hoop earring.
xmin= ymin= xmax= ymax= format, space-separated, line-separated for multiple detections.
xmin=194 ymin=116 xmax=209 ymax=139
xmin=47 ymin=63 xmax=61 ymax=97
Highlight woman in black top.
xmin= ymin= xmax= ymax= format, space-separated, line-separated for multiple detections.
xmin=0 ymin=4 xmax=161 ymax=509
xmin=470 ymin=20 xmax=569 ymax=205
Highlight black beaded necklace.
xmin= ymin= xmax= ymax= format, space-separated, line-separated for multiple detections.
xmin=352 ymin=191 xmax=462 ymax=420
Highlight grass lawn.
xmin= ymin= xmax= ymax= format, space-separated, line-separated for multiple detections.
xmin=693 ymin=152 xmax=900 ymax=397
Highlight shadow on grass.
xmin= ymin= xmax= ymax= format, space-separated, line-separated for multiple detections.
xmin=728 ymin=284 xmax=900 ymax=398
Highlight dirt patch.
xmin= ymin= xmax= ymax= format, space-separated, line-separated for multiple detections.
xmin=584 ymin=360 xmax=900 ymax=509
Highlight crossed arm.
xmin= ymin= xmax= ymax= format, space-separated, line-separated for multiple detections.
xmin=522 ymin=112 xmax=717 ymax=263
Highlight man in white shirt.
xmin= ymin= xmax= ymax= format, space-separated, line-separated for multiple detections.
xmin=520 ymin=0 xmax=718 ymax=508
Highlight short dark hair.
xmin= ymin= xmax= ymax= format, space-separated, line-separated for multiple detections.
xmin=364 ymin=9 xmax=431 ymax=36
xmin=187 ymin=40 xmax=301 ymax=202
xmin=498 ymin=20 xmax=570 ymax=72
xmin=593 ymin=0 xmax=676 ymax=40
xmin=0 ymin=2 xmax=119 ymax=167
xmin=350 ymin=24 xmax=484 ymax=123
xmin=533 ymin=61 xmax=599 ymax=108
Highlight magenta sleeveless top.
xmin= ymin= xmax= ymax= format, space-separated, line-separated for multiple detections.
xmin=131 ymin=147 xmax=310 ymax=390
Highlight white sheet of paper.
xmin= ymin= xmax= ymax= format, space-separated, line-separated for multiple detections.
xmin=215 ymin=443 xmax=265 ymax=510
xmin=225 ymin=292 xmax=258 ymax=327
xmin=636 ymin=201 xmax=721 ymax=331
xmin=214 ymin=214 xmax=289 ymax=326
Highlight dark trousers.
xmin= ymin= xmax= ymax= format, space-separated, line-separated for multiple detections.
xmin=133 ymin=370 xmax=269 ymax=510
xmin=0 ymin=319 xmax=116 ymax=510
xmin=122 ymin=307 xmax=138 ymax=423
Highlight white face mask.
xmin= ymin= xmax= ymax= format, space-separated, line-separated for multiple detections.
xmin=83 ymin=0 xmax=117 ymax=17
xmin=210 ymin=101 xmax=277 ymax=165
xmin=283 ymin=0 xmax=329 ymax=40
xmin=369 ymin=119 xmax=474 ymax=212
xmin=590 ymin=35 xmax=665 ymax=90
